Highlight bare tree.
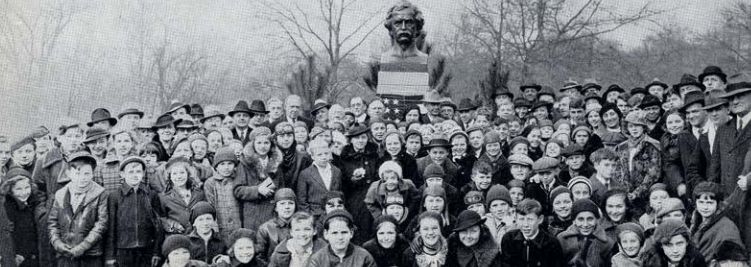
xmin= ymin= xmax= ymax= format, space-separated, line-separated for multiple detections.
xmin=703 ymin=1 xmax=751 ymax=68
xmin=286 ymin=55 xmax=330 ymax=109
xmin=261 ymin=0 xmax=384 ymax=104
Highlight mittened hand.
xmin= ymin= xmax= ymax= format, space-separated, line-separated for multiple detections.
xmin=69 ymin=245 xmax=86 ymax=258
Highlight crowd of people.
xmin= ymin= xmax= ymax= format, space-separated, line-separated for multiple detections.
xmin=1 ymin=65 xmax=751 ymax=267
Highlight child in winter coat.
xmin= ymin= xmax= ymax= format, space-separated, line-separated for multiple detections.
xmin=159 ymin=157 xmax=206 ymax=235
xmin=364 ymin=160 xmax=420 ymax=222
xmin=106 ymin=156 xmax=163 ymax=267
xmin=161 ymin=235 xmax=209 ymax=267
xmin=256 ymin=188 xmax=296 ymax=263
xmin=48 ymin=151 xmax=109 ymax=267
xmin=557 ymin=198 xmax=615 ymax=267
xmin=212 ymin=229 xmax=267 ymax=267
xmin=611 ymin=223 xmax=645 ymax=267
xmin=484 ymin=185 xmax=516 ymax=248
xmin=689 ymin=182 xmax=744 ymax=263
xmin=203 ymin=146 xmax=242 ymax=241
xmin=306 ymin=210 xmax=376 ymax=267
xmin=501 ymin=199 xmax=563 ymax=267
xmin=268 ymin=211 xmax=327 ymax=267
xmin=185 ymin=202 xmax=228 ymax=265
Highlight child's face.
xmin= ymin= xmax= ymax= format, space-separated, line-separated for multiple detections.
xmin=85 ymin=138 xmax=108 ymax=157
xmin=510 ymin=164 xmax=530 ymax=180
xmin=552 ymin=193 xmax=573 ymax=218
xmin=649 ymin=190 xmax=669 ymax=210
xmin=141 ymin=153 xmax=158 ymax=166
xmin=233 ymin=238 xmax=256 ymax=264
xmin=508 ymin=121 xmax=522 ymax=137
xmin=574 ymin=131 xmax=589 ymax=146
xmin=474 ymin=115 xmax=489 ymax=127
xmin=376 ymin=222 xmax=398 ymax=249
xmin=290 ymin=218 xmax=315 ymax=247
xmin=275 ymin=199 xmax=296 ymax=220
xmin=511 ymin=144 xmax=528 ymax=156
xmin=472 ymin=172 xmax=492 ymax=190
xmin=385 ymin=135 xmax=402 ymax=156
xmin=619 ymin=231 xmax=642 ymax=257
xmin=571 ymin=183 xmax=591 ymax=201
xmin=193 ymin=214 xmax=215 ymax=235
xmin=230 ymin=143 xmax=243 ymax=158
xmin=468 ymin=131 xmax=484 ymax=150
xmin=169 ymin=165 xmax=189 ymax=188
xmin=191 ymin=140 xmax=208 ymax=160
xmin=294 ymin=127 xmax=308 ymax=143
xmin=370 ymin=123 xmax=386 ymax=141
xmin=510 ymin=187 xmax=524 ymax=206
xmin=662 ymin=234 xmax=688 ymax=264
xmin=537 ymin=170 xmax=556 ymax=185
xmin=385 ymin=205 xmax=404 ymax=220
xmin=424 ymin=195 xmax=445 ymax=213
xmin=595 ymin=159 xmax=616 ymax=179
xmin=406 ymin=135 xmax=422 ymax=154
xmin=527 ymin=129 xmax=541 ymax=147
xmin=121 ymin=162 xmax=145 ymax=187
xmin=540 ymin=126 xmax=554 ymax=139
xmin=696 ymin=194 xmax=718 ymax=219
xmin=517 ymin=213 xmax=542 ymax=238
xmin=167 ymin=248 xmax=191 ymax=267
xmin=565 ymin=155 xmax=585 ymax=170
xmin=311 ymin=146 xmax=332 ymax=167
xmin=70 ymin=164 xmax=94 ymax=188
xmin=113 ymin=133 xmax=134 ymax=156
xmin=207 ymin=132 xmax=223 ymax=152
xmin=488 ymin=200 xmax=510 ymax=220
xmin=253 ymin=136 xmax=271 ymax=156
xmin=60 ymin=128 xmax=84 ymax=152
xmin=325 ymin=199 xmax=344 ymax=214
xmin=605 ymin=194 xmax=627 ymax=222
xmin=545 ymin=143 xmax=561 ymax=158
xmin=383 ymin=172 xmax=399 ymax=191
xmin=324 ymin=220 xmax=353 ymax=252
xmin=429 ymin=147 xmax=448 ymax=164
xmin=468 ymin=203 xmax=485 ymax=216
xmin=425 ymin=177 xmax=443 ymax=188
xmin=574 ymin=211 xmax=597 ymax=236
xmin=495 ymin=124 xmax=509 ymax=140
xmin=485 ymin=142 xmax=501 ymax=157
xmin=10 ymin=178 xmax=32 ymax=203
xmin=215 ymin=161 xmax=235 ymax=178
xmin=173 ymin=142 xmax=193 ymax=159
xmin=450 ymin=137 xmax=467 ymax=156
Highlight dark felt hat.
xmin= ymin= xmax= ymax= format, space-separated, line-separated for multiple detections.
xmin=519 ymin=83 xmax=542 ymax=92
xmin=153 ymin=114 xmax=182 ymax=129
xmin=249 ymin=100 xmax=269 ymax=114
xmin=559 ymin=79 xmax=582 ymax=93
xmin=423 ymin=90 xmax=443 ymax=104
xmin=583 ymin=91 xmax=602 ymax=104
xmin=162 ymin=235 xmax=192 ymax=256
xmin=537 ymin=86 xmax=556 ymax=99
xmin=453 ymin=210 xmax=486 ymax=232
xmin=87 ymin=108 xmax=118 ymax=127
xmin=513 ymin=98 xmax=533 ymax=108
xmin=439 ymin=98 xmax=457 ymax=110
xmin=199 ymin=107 xmax=226 ymax=123
xmin=698 ymin=65 xmax=727 ymax=83
xmin=83 ymin=126 xmax=111 ymax=143
xmin=189 ymin=104 xmax=204 ymax=117
xmin=531 ymin=100 xmax=554 ymax=112
xmin=713 ymin=240 xmax=749 ymax=262
xmin=679 ymin=91 xmax=705 ymax=112
xmin=701 ymin=90 xmax=729 ymax=111
xmin=673 ymin=73 xmax=706 ymax=92
xmin=424 ymin=138 xmax=451 ymax=149
xmin=167 ymin=102 xmax=191 ymax=114
xmin=346 ymin=123 xmax=370 ymax=137
xmin=492 ymin=87 xmax=514 ymax=99
xmin=228 ymin=100 xmax=253 ymax=117
xmin=175 ymin=119 xmax=198 ymax=130
xmin=117 ymin=108 xmax=145 ymax=119
xmin=311 ymin=102 xmax=331 ymax=115
xmin=603 ymin=84 xmax=626 ymax=96
xmin=630 ymin=87 xmax=648 ymax=96
xmin=581 ymin=78 xmax=602 ymax=92
xmin=638 ymin=94 xmax=662 ymax=109
xmin=645 ymin=78 xmax=668 ymax=90
xmin=457 ymin=98 xmax=478 ymax=112
xmin=68 ymin=151 xmax=97 ymax=169
xmin=721 ymin=82 xmax=751 ymax=99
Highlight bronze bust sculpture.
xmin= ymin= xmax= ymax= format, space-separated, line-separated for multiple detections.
xmin=381 ymin=1 xmax=428 ymax=64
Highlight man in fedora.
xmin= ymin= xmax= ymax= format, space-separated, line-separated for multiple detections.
xmin=421 ymin=90 xmax=443 ymax=124
xmin=166 ymin=101 xmax=191 ymax=121
xmin=710 ymin=81 xmax=751 ymax=249
xmin=699 ymin=65 xmax=727 ymax=92
xmin=199 ymin=106 xmax=226 ymax=132
xmin=680 ymin=91 xmax=710 ymax=141
xmin=673 ymin=73 xmax=706 ymax=100
xmin=520 ymin=83 xmax=542 ymax=103
xmin=272 ymin=95 xmax=314 ymax=131
xmin=117 ymin=105 xmax=144 ymax=131
xmin=248 ymin=99 xmax=271 ymax=131
xmin=87 ymin=108 xmax=118 ymax=131
xmin=457 ymin=98 xmax=478 ymax=130
xmin=646 ymin=78 xmax=668 ymax=101
xmin=686 ymin=90 xmax=730 ymax=191
xmin=228 ymin=100 xmax=254 ymax=145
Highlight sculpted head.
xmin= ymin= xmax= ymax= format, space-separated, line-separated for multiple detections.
xmin=384 ymin=1 xmax=425 ymax=46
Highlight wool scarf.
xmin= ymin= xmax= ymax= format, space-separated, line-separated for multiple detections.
xmin=410 ymin=235 xmax=448 ymax=267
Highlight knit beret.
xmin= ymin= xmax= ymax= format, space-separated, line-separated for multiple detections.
xmin=486 ymin=184 xmax=512 ymax=206
xmin=507 ymin=179 xmax=525 ymax=189
xmin=616 ymin=222 xmax=645 ymax=242
xmin=567 ymin=176 xmax=592 ymax=193
xmin=274 ymin=188 xmax=296 ymax=203
xmin=656 ymin=198 xmax=685 ymax=219
xmin=213 ymin=146 xmax=238 ymax=168
xmin=554 ymin=119 xmax=571 ymax=131
xmin=379 ymin=160 xmax=403 ymax=180
xmin=549 ymin=186 xmax=572 ymax=203
xmin=465 ymin=125 xmax=484 ymax=135
xmin=484 ymin=131 xmax=501 ymax=144
xmin=653 ymin=219 xmax=689 ymax=245
xmin=693 ymin=181 xmax=723 ymax=200
xmin=274 ymin=122 xmax=294 ymax=135
xmin=119 ymin=156 xmax=146 ymax=171
xmin=373 ymin=215 xmax=400 ymax=231
xmin=4 ymin=167 xmax=31 ymax=180
xmin=464 ymin=191 xmax=484 ymax=206
xmin=162 ymin=235 xmax=192 ymax=256
xmin=424 ymin=184 xmax=446 ymax=198
xmin=405 ymin=129 xmax=423 ymax=140
xmin=571 ymin=198 xmax=600 ymax=219
xmin=187 ymin=133 xmax=207 ymax=145
xmin=508 ymin=154 xmax=533 ymax=167
xmin=324 ymin=209 xmax=354 ymax=226
xmin=509 ymin=136 xmax=531 ymax=151
xmin=11 ymin=136 xmax=35 ymax=152
xmin=649 ymin=183 xmax=668 ymax=194
xmin=325 ymin=191 xmax=345 ymax=203
xmin=423 ymin=164 xmax=445 ymax=180
xmin=190 ymin=201 xmax=216 ymax=223
xmin=228 ymin=228 xmax=257 ymax=247
xmin=571 ymin=125 xmax=592 ymax=139
xmin=532 ymin=157 xmax=559 ymax=172
xmin=309 ymin=126 xmax=327 ymax=140
xmin=538 ymin=119 xmax=554 ymax=128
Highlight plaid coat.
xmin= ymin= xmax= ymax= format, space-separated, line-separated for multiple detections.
xmin=203 ymin=172 xmax=242 ymax=241
xmin=94 ymin=156 xmax=123 ymax=193
xmin=233 ymin=156 xmax=279 ymax=230
xmin=614 ymin=137 xmax=662 ymax=200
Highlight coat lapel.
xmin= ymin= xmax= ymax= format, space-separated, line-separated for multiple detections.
xmin=731 ymin=122 xmax=751 ymax=151
xmin=309 ymin=166 xmax=328 ymax=191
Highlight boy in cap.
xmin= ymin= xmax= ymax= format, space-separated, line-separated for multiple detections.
xmin=416 ymin=136 xmax=459 ymax=188
xmin=161 ymin=235 xmax=209 ymax=267
xmin=557 ymin=198 xmax=615 ymax=267
xmin=484 ymin=185 xmax=516 ymax=248
xmin=500 ymin=199 xmax=563 ymax=267
xmin=48 ymin=151 xmax=109 ymax=267
xmin=508 ymin=153 xmax=533 ymax=182
xmin=203 ymin=146 xmax=242 ymax=241
xmin=382 ymin=194 xmax=411 ymax=232
xmin=464 ymin=191 xmax=486 ymax=217
xmin=611 ymin=222 xmax=645 ymax=267
xmin=186 ymin=202 xmax=228 ymax=264
xmin=558 ymin=143 xmax=594 ymax=185
xmin=526 ymin=157 xmax=563 ymax=214
xmin=306 ymin=210 xmax=377 ymax=267
xmin=106 ymin=156 xmax=163 ymax=267
xmin=419 ymin=163 xmax=462 ymax=217
xmin=256 ymin=188 xmax=297 ymax=263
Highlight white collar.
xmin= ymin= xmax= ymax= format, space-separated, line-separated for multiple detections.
xmin=741 ymin=112 xmax=751 ymax=128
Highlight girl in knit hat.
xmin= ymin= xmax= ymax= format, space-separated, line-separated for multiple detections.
xmin=484 ymin=185 xmax=516 ymax=247
xmin=567 ymin=176 xmax=593 ymax=201
xmin=611 ymin=222 xmax=645 ymax=267
xmin=256 ymin=188 xmax=297 ymax=263
xmin=641 ymin=219 xmax=706 ymax=267
xmin=548 ymin=186 xmax=574 ymax=237
xmin=1 ymin=168 xmax=44 ymax=267
xmin=362 ymin=215 xmax=410 ymax=267
xmin=364 ymin=160 xmax=420 ymax=222
xmin=161 ymin=235 xmax=208 ymax=267
xmin=10 ymin=136 xmax=36 ymax=174
xmin=402 ymin=211 xmax=450 ymax=267
xmin=600 ymin=189 xmax=638 ymax=242
xmin=405 ymin=184 xmax=457 ymax=241
xmin=689 ymin=182 xmax=743 ymax=263
xmin=212 ymin=229 xmax=265 ymax=267
xmin=203 ymin=146 xmax=242 ymax=241
xmin=557 ymin=198 xmax=615 ymax=267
